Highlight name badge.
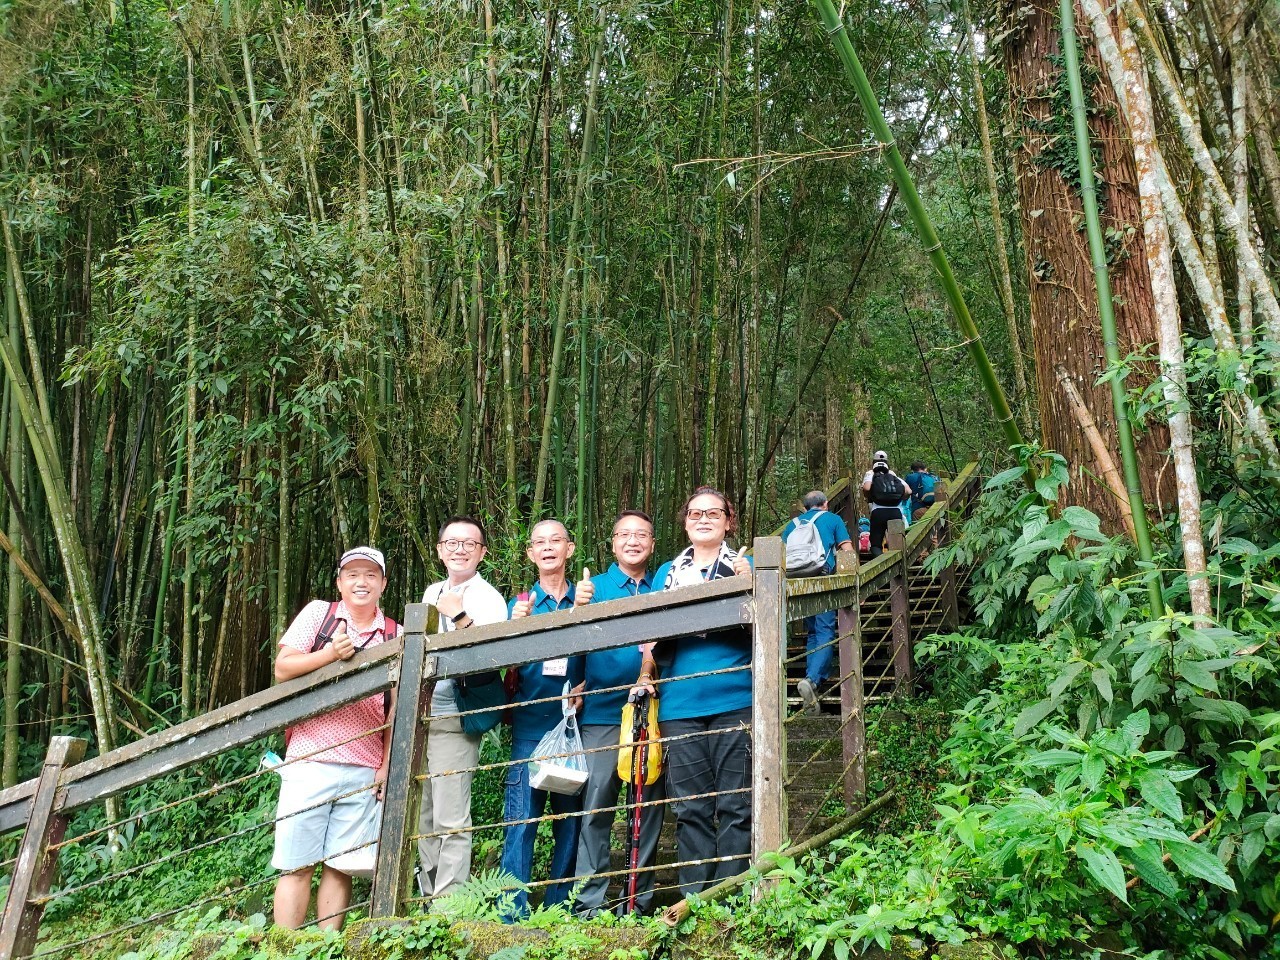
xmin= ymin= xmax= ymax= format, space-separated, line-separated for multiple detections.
xmin=543 ymin=658 xmax=568 ymax=677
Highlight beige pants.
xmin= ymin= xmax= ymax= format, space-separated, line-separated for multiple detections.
xmin=416 ymin=714 xmax=482 ymax=897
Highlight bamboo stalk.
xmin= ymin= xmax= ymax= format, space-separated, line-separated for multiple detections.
xmin=962 ymin=0 xmax=1033 ymax=433
xmin=1059 ymin=0 xmax=1164 ymax=612
xmin=0 ymin=222 xmax=117 ymax=754
xmin=1056 ymin=366 xmax=1137 ymax=540
xmin=2 ymin=257 xmax=21 ymax=787
xmin=1079 ymin=0 xmax=1211 ymax=619
xmin=1121 ymin=0 xmax=1280 ymax=344
xmin=531 ymin=6 xmax=606 ymax=518
xmin=485 ymin=0 xmax=519 ymax=519
xmin=811 ymin=0 xmax=1023 ymax=451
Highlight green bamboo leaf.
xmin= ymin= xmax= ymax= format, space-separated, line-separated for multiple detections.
xmin=1077 ymin=843 xmax=1128 ymax=903
xmin=1166 ymin=840 xmax=1237 ymax=891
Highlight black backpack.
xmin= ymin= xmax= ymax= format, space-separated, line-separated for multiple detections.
xmin=869 ymin=470 xmax=905 ymax=506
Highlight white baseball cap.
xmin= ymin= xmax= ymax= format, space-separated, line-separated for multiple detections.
xmin=338 ymin=546 xmax=386 ymax=575
xmin=873 ymin=450 xmax=888 ymax=462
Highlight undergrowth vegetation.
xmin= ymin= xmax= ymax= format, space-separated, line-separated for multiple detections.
xmin=728 ymin=447 xmax=1280 ymax=959
xmin=15 ymin=447 xmax=1280 ymax=959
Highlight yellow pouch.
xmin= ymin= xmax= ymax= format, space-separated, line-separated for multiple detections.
xmin=617 ymin=696 xmax=663 ymax=786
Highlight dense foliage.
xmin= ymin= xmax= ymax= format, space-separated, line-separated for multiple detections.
xmin=725 ymin=449 xmax=1280 ymax=958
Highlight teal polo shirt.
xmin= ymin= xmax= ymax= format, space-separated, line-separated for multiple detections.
xmin=507 ymin=582 xmax=585 ymax=740
xmin=782 ymin=508 xmax=852 ymax=573
xmin=581 ymin=563 xmax=655 ymax=726
xmin=651 ymin=555 xmax=755 ymax=722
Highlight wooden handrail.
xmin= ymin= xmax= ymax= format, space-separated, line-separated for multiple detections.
xmin=0 ymin=461 xmax=983 ymax=946
xmin=0 ymin=462 xmax=982 ymax=839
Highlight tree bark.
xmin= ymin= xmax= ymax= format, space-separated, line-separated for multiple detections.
xmin=1003 ymin=0 xmax=1169 ymax=530
xmin=1080 ymin=0 xmax=1212 ymax=618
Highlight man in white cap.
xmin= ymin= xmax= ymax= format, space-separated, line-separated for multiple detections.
xmin=271 ymin=546 xmax=399 ymax=930
xmin=862 ymin=451 xmax=912 ymax=558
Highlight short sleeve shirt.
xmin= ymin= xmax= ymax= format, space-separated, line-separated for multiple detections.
xmin=782 ymin=509 xmax=852 ymax=573
xmin=581 ymin=564 xmax=656 ymax=726
xmin=280 ymin=599 xmax=392 ymax=768
xmin=422 ymin=574 xmax=509 ymax=715
xmin=506 ymin=583 xmax=586 ymax=740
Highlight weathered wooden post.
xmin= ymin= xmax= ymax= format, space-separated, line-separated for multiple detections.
xmin=370 ymin=605 xmax=439 ymax=917
xmin=750 ymin=537 xmax=789 ymax=869
xmin=0 ymin=736 xmax=87 ymax=960
xmin=886 ymin=519 xmax=913 ymax=692
xmin=835 ymin=550 xmax=866 ymax=805
xmin=934 ymin=481 xmax=960 ymax=629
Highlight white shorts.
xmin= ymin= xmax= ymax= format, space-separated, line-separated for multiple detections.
xmin=271 ymin=761 xmax=381 ymax=873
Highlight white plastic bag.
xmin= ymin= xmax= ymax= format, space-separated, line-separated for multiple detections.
xmin=528 ymin=683 xmax=588 ymax=796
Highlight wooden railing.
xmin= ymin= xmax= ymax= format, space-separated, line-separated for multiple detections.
xmin=0 ymin=463 xmax=979 ymax=959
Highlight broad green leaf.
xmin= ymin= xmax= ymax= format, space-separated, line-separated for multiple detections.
xmin=1091 ymin=667 xmax=1114 ymax=704
xmin=1175 ymin=660 xmax=1219 ymax=693
xmin=1050 ymin=661 xmax=1088 ymax=699
xmin=1013 ymin=698 xmax=1058 ymax=737
xmin=1166 ymin=840 xmax=1237 ymax=892
xmin=1128 ymin=841 xmax=1179 ymax=898
xmin=1131 ymin=673 xmax=1163 ymax=707
xmin=1137 ymin=770 xmax=1183 ymax=820
xmin=1082 ymin=752 xmax=1107 ymax=790
xmin=1240 ymin=829 xmax=1266 ymax=873
xmin=1026 ymin=749 xmax=1081 ymax=768
xmin=1121 ymin=708 xmax=1151 ymax=741
xmin=987 ymin=465 xmax=1027 ymax=488
xmin=1077 ymin=843 xmax=1128 ymax=903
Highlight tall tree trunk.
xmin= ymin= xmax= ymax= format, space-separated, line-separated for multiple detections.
xmin=1081 ymin=0 xmax=1211 ymax=619
xmin=1003 ymin=0 xmax=1169 ymax=531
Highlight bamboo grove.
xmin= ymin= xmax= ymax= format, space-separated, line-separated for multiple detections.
xmin=0 ymin=0 xmax=1278 ymax=787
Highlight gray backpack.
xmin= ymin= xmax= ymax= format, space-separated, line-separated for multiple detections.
xmin=785 ymin=516 xmax=827 ymax=576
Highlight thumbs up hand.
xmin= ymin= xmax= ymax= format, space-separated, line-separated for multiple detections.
xmin=575 ymin=567 xmax=595 ymax=606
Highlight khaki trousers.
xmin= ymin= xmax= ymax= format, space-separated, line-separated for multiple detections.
xmin=416 ymin=714 xmax=482 ymax=897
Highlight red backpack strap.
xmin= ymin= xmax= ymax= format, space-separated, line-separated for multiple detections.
xmin=307 ymin=601 xmax=342 ymax=653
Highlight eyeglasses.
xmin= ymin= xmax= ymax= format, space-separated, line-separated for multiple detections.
xmin=686 ymin=508 xmax=726 ymax=521
xmin=439 ymin=538 xmax=483 ymax=553
xmin=530 ymin=536 xmax=569 ymax=549
xmin=612 ymin=530 xmax=653 ymax=542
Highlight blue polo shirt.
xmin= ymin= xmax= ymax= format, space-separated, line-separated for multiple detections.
xmin=782 ymin=508 xmax=852 ymax=573
xmin=581 ymin=563 xmax=655 ymax=726
xmin=651 ymin=555 xmax=755 ymax=722
xmin=507 ymin=582 xmax=585 ymax=740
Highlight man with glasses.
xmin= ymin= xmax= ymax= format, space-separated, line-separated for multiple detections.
xmin=570 ymin=510 xmax=666 ymax=916
xmin=416 ymin=518 xmax=508 ymax=898
xmin=503 ymin=519 xmax=587 ymax=917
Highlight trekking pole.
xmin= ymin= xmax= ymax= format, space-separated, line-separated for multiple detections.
xmin=624 ymin=691 xmax=648 ymax=913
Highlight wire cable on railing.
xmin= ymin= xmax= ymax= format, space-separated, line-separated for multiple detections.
xmin=401 ymin=853 xmax=745 ymax=910
xmin=430 ymin=660 xmax=747 ymax=727
xmin=410 ymin=786 xmax=737 ymax=843
xmin=303 ymin=897 xmax=370 ymax=932
xmin=28 ymin=870 xmax=282 ymax=958
xmin=49 ymin=720 xmax=391 ymax=852
xmin=36 ymin=776 xmax=382 ymax=904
